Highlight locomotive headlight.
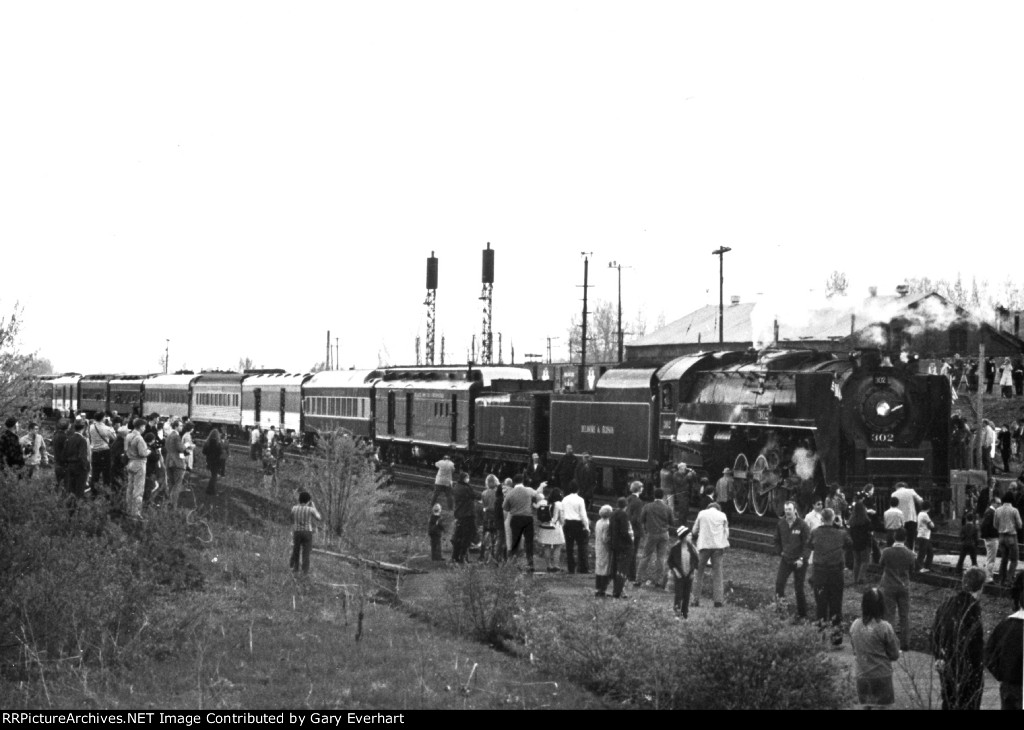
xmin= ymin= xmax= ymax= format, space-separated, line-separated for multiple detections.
xmin=875 ymin=401 xmax=904 ymax=417
xmin=862 ymin=388 xmax=907 ymax=433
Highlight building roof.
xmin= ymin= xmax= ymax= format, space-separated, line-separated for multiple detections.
xmin=632 ymin=302 xmax=756 ymax=347
xmin=631 ymin=292 xmax=966 ymax=349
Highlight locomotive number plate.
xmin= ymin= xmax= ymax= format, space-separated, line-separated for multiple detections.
xmin=741 ymin=406 xmax=772 ymax=423
xmin=874 ymin=376 xmax=889 ymax=385
xmin=870 ymin=433 xmax=894 ymax=443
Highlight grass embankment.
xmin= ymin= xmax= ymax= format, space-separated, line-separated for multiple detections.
xmin=0 ymin=460 xmax=602 ymax=710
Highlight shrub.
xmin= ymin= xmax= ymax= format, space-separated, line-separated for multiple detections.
xmin=0 ymin=473 xmax=205 ymax=672
xmin=421 ymin=562 xmax=541 ymax=646
xmin=520 ymin=602 xmax=853 ymax=710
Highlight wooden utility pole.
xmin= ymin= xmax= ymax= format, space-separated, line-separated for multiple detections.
xmin=712 ymin=246 xmax=732 ymax=344
xmin=976 ymin=342 xmax=985 ymax=470
xmin=579 ymin=252 xmax=593 ymax=390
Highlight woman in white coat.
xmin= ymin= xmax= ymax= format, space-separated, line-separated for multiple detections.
xmin=593 ymin=505 xmax=614 ymax=597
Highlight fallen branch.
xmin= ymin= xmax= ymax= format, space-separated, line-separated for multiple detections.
xmin=312 ymin=548 xmax=427 ymax=575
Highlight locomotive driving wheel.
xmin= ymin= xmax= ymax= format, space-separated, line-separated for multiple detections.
xmin=750 ymin=455 xmax=771 ymax=516
xmin=732 ymin=454 xmax=750 ymax=514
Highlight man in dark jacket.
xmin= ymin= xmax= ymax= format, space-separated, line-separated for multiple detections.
xmin=673 ymin=463 xmax=697 ymax=524
xmin=554 ymin=444 xmax=578 ymax=490
xmin=625 ymin=481 xmax=645 ymax=582
xmin=51 ymin=418 xmax=69 ymax=491
xmin=524 ymin=453 xmax=548 ymax=487
xmin=0 ymin=416 xmax=25 ymax=473
xmin=932 ymin=567 xmax=987 ymax=710
xmin=808 ymin=508 xmax=853 ymax=646
xmin=636 ymin=488 xmax=673 ymax=588
xmin=451 ymin=472 xmax=479 ymax=563
xmin=984 ymin=572 xmax=1023 ymax=710
xmin=609 ymin=497 xmax=633 ymax=599
xmin=63 ymin=420 xmax=91 ymax=499
xmin=774 ymin=500 xmax=811 ymax=619
xmin=573 ymin=452 xmax=599 ymax=509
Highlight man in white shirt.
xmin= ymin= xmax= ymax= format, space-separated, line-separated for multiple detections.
xmin=891 ymin=481 xmax=924 ymax=550
xmin=432 ymin=454 xmax=455 ymax=510
xmin=249 ymin=426 xmax=262 ymax=461
xmin=804 ymin=498 xmax=825 ymax=533
xmin=692 ymin=502 xmax=730 ymax=608
xmin=88 ymin=412 xmax=116 ymax=492
xmin=560 ymin=483 xmax=591 ymax=574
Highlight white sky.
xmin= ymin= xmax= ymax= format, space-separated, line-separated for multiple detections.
xmin=2 ymin=1 xmax=1022 ymax=374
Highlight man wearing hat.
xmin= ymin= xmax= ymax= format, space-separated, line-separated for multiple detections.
xmin=667 ymin=525 xmax=699 ymax=617
xmin=715 ymin=467 xmax=735 ymax=514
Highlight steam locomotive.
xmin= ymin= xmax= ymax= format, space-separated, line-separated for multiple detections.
xmin=537 ymin=347 xmax=949 ymax=515
xmin=42 ymin=347 xmax=949 ymax=516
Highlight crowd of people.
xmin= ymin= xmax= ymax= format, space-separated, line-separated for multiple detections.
xmin=424 ymin=445 xmax=1023 ymax=710
xmin=0 ymin=412 xmax=253 ymax=517
xmin=932 ymin=354 xmax=1024 ymax=398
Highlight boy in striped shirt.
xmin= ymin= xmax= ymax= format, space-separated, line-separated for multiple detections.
xmin=290 ymin=491 xmax=322 ymax=575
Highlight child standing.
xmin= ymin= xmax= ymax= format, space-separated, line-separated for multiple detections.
xmin=915 ymin=501 xmax=936 ymax=572
xmin=262 ymin=448 xmax=278 ymax=491
xmin=290 ymin=491 xmax=322 ymax=575
xmin=428 ymin=503 xmax=445 ymax=561
xmin=667 ymin=526 xmax=699 ymax=617
xmin=957 ymin=514 xmax=979 ymax=571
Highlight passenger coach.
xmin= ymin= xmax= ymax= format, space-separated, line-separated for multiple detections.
xmin=242 ymin=372 xmax=311 ymax=437
xmin=143 ymin=373 xmax=199 ymax=422
xmin=190 ymin=372 xmax=245 ymax=436
xmin=374 ymin=365 xmax=534 ymax=465
xmin=79 ymin=374 xmax=118 ymax=417
xmin=50 ymin=373 xmax=82 ymax=417
xmin=109 ymin=375 xmax=148 ymax=418
xmin=301 ymin=369 xmax=380 ymax=440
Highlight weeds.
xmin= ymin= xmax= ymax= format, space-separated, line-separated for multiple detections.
xmin=0 ymin=473 xmax=205 ymax=681
xmin=420 ymin=562 xmax=541 ymax=646
xmin=520 ymin=601 xmax=854 ymax=710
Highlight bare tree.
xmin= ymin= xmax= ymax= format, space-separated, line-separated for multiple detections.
xmin=631 ymin=309 xmax=648 ymax=340
xmin=567 ymin=299 xmax=618 ymax=362
xmin=238 ymin=356 xmax=254 ymax=372
xmin=0 ymin=304 xmax=47 ymax=418
xmin=302 ymin=431 xmax=386 ymax=550
xmin=907 ymin=275 xmax=969 ymax=308
xmin=825 ymin=270 xmax=849 ymax=297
